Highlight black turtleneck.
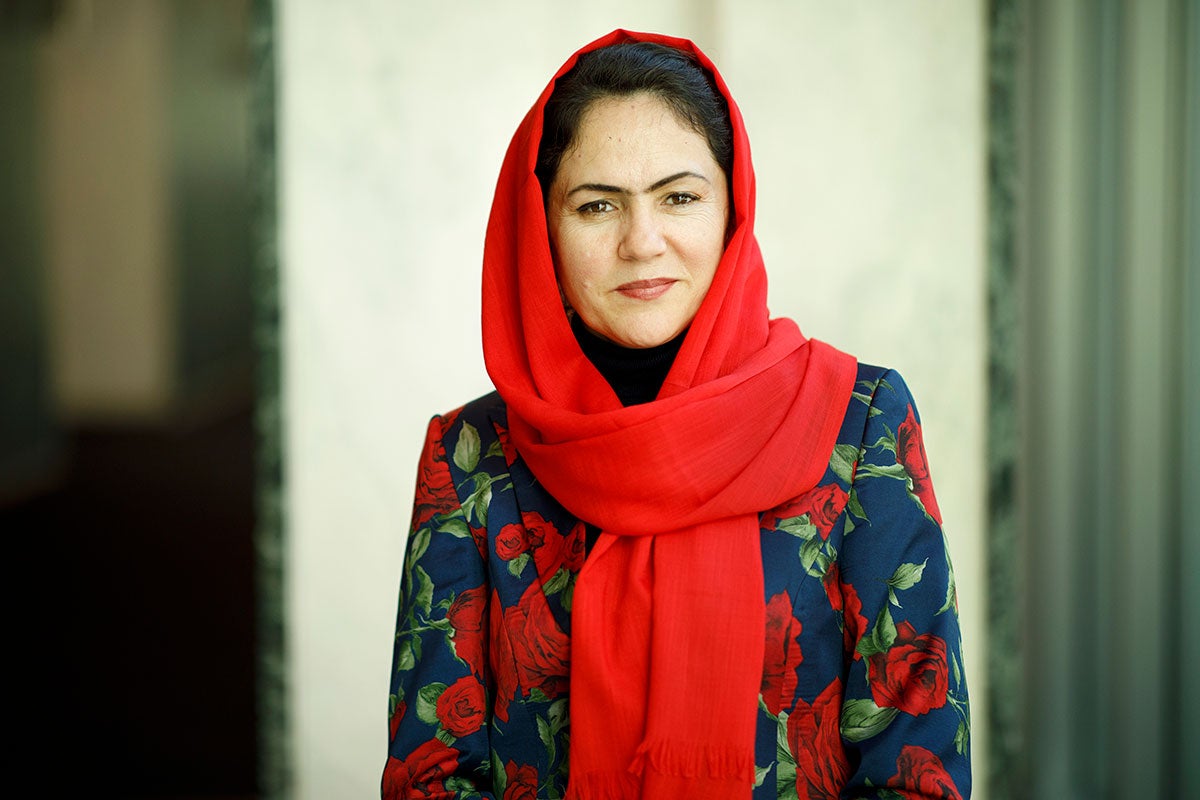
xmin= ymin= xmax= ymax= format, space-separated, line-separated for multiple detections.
xmin=570 ymin=315 xmax=686 ymax=407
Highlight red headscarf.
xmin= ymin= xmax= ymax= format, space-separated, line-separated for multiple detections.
xmin=481 ymin=29 xmax=857 ymax=800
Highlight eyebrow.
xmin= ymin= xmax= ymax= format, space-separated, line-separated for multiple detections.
xmin=564 ymin=171 xmax=710 ymax=199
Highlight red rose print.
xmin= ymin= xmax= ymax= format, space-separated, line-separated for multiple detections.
xmin=761 ymin=495 xmax=810 ymax=532
xmin=439 ymin=407 xmax=462 ymax=433
xmin=502 ymin=760 xmax=539 ymax=800
xmin=493 ymin=421 xmax=518 ymax=467
xmin=435 ymin=675 xmax=486 ymax=738
xmin=446 ymin=587 xmax=485 ymax=634
xmin=381 ymin=739 xmax=460 ymax=797
xmin=761 ymin=592 xmax=803 ymax=715
xmin=505 ymin=584 xmax=570 ymax=699
xmin=897 ymin=405 xmax=943 ymax=524
xmin=412 ymin=430 xmax=459 ymax=529
xmin=470 ymin=524 xmax=487 ymax=560
xmin=805 ymin=484 xmax=849 ymax=538
xmin=495 ymin=523 xmax=528 ymax=560
xmin=389 ymin=699 xmax=407 ymax=742
xmin=563 ymin=521 xmax=587 ymax=572
xmin=886 ymin=745 xmax=963 ymax=800
xmin=447 ymin=586 xmax=486 ymax=676
xmin=787 ymin=678 xmax=850 ymax=799
xmin=824 ymin=563 xmax=868 ymax=661
xmin=868 ymin=621 xmax=949 ymax=716
xmin=489 ymin=590 xmax=517 ymax=723
xmin=523 ymin=511 xmax=566 ymax=580
xmin=761 ymin=483 xmax=848 ymax=538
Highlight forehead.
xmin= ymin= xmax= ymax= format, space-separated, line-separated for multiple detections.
xmin=557 ymin=93 xmax=717 ymax=181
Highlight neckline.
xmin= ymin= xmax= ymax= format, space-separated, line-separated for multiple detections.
xmin=570 ymin=315 xmax=686 ymax=406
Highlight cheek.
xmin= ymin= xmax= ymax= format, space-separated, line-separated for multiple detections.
xmin=685 ymin=223 xmax=727 ymax=285
xmin=555 ymin=232 xmax=604 ymax=295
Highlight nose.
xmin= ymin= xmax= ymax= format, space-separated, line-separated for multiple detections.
xmin=617 ymin=204 xmax=667 ymax=261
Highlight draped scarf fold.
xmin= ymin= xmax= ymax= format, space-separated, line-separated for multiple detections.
xmin=481 ymin=29 xmax=857 ymax=800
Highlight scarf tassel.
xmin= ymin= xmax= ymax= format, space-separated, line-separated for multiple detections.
xmin=563 ymin=770 xmax=641 ymax=800
xmin=564 ymin=742 xmax=756 ymax=800
xmin=628 ymin=739 xmax=757 ymax=782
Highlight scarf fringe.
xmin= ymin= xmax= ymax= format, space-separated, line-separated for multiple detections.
xmin=564 ymin=769 xmax=641 ymax=800
xmin=628 ymin=739 xmax=757 ymax=781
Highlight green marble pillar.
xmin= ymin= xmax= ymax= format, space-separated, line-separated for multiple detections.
xmin=989 ymin=0 xmax=1200 ymax=796
xmin=985 ymin=3 xmax=1021 ymax=796
xmin=251 ymin=0 xmax=287 ymax=797
xmin=0 ymin=11 xmax=61 ymax=502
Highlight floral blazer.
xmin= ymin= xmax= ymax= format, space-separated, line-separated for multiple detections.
xmin=383 ymin=365 xmax=970 ymax=799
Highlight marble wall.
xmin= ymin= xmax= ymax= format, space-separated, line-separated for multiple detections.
xmin=278 ymin=2 xmax=987 ymax=796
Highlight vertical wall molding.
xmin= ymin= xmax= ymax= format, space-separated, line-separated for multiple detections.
xmin=1175 ymin=4 xmax=1199 ymax=797
xmin=0 ymin=12 xmax=61 ymax=503
xmin=251 ymin=0 xmax=287 ymax=796
xmin=984 ymin=1 xmax=1022 ymax=797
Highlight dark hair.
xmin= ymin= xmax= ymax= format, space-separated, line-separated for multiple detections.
xmin=535 ymin=42 xmax=734 ymax=197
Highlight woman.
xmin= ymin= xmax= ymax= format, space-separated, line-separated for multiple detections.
xmin=384 ymin=30 xmax=970 ymax=800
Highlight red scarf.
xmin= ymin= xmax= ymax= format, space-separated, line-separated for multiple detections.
xmin=481 ymin=30 xmax=857 ymax=800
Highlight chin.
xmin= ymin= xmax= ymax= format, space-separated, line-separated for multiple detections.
xmin=612 ymin=325 xmax=683 ymax=350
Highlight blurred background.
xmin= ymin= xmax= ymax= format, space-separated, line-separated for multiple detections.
xmin=2 ymin=0 xmax=261 ymax=798
xmin=0 ymin=1 xmax=1195 ymax=799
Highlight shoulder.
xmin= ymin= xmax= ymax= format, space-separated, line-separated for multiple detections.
xmin=426 ymin=390 xmax=507 ymax=445
xmin=844 ymin=364 xmax=928 ymax=438
xmin=844 ymin=363 xmax=944 ymax=526
xmin=424 ymin=392 xmax=517 ymax=512
xmin=457 ymin=390 xmax=506 ymax=424
xmin=852 ymin=363 xmax=918 ymax=409
xmin=413 ymin=391 xmax=509 ymax=496
xmin=826 ymin=363 xmax=912 ymax=449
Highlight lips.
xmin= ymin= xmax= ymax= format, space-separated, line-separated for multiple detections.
xmin=615 ymin=278 xmax=676 ymax=300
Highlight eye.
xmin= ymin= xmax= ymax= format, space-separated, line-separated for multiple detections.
xmin=664 ymin=192 xmax=699 ymax=206
xmin=576 ymin=199 xmax=615 ymax=215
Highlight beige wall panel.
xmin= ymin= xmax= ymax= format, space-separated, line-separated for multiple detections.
xmin=281 ymin=1 xmax=987 ymax=795
xmin=39 ymin=0 xmax=173 ymax=420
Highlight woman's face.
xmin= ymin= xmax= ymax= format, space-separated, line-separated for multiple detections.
xmin=547 ymin=92 xmax=729 ymax=349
